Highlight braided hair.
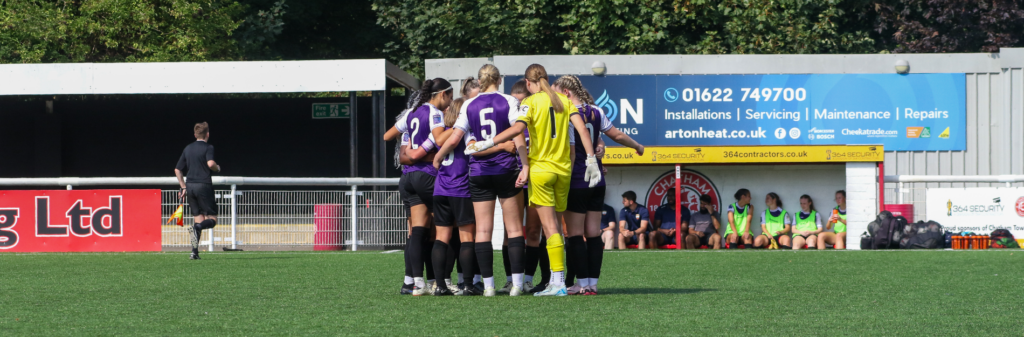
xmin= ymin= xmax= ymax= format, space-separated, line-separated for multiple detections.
xmin=393 ymin=89 xmax=426 ymax=169
xmin=415 ymin=78 xmax=453 ymax=109
xmin=553 ymin=74 xmax=595 ymax=105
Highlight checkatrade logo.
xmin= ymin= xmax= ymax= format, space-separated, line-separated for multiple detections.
xmin=595 ymin=90 xmax=619 ymax=122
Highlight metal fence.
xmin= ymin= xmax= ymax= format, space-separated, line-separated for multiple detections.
xmin=160 ymin=189 xmax=407 ymax=251
xmin=883 ymin=175 xmax=1024 ymax=223
xmin=0 ymin=176 xmax=404 ymax=251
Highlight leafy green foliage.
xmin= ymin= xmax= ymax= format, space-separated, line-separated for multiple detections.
xmin=871 ymin=0 xmax=1024 ymax=53
xmin=0 ymin=0 xmax=245 ymax=63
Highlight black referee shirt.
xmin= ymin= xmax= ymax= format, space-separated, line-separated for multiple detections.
xmin=175 ymin=140 xmax=215 ymax=184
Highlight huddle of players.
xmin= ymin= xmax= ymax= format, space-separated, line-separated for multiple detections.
xmin=386 ymin=63 xmax=644 ymax=297
xmin=619 ymin=189 xmax=849 ymax=250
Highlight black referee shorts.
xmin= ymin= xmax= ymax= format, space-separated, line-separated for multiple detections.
xmin=433 ymin=195 xmax=476 ymax=227
xmin=401 ymin=171 xmax=436 ymax=212
xmin=565 ymin=186 xmax=606 ymax=214
xmin=186 ymin=182 xmax=218 ymax=216
xmin=468 ymin=171 xmax=522 ymax=202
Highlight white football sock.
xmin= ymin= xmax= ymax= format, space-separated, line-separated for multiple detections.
xmin=414 ymin=277 xmax=425 ymax=288
xmin=578 ymin=278 xmax=590 ymax=287
xmin=551 ymin=271 xmax=565 ymax=286
xmin=588 ymin=278 xmax=598 ymax=287
xmin=483 ymin=277 xmax=495 ymax=289
xmin=473 ymin=274 xmax=482 ymax=284
xmin=513 ymin=273 xmax=524 ymax=288
xmin=404 ymin=276 xmax=414 ymax=285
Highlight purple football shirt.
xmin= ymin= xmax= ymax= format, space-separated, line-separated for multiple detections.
xmin=568 ymin=104 xmax=613 ymax=189
xmin=434 ymin=128 xmax=471 ymax=198
xmin=454 ymin=92 xmax=522 ymax=176
xmin=395 ymin=103 xmax=444 ymax=176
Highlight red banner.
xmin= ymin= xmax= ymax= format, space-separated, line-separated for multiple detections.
xmin=0 ymin=190 xmax=161 ymax=252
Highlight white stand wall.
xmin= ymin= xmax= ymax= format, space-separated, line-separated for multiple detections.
xmin=845 ymin=162 xmax=879 ymax=250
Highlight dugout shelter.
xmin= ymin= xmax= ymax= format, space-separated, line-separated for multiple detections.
xmin=422 ymin=50 xmax=1024 ymax=249
xmin=0 ymin=59 xmax=419 ymax=181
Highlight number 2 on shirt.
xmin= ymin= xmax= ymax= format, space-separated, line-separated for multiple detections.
xmin=548 ymin=107 xmax=556 ymax=138
xmin=409 ymin=118 xmax=420 ymax=150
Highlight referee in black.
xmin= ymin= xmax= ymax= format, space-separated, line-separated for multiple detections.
xmin=174 ymin=122 xmax=221 ymax=260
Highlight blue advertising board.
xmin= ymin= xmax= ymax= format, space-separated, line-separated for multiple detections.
xmin=504 ymin=74 xmax=966 ymax=151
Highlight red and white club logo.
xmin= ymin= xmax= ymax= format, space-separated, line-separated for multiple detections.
xmin=1015 ymin=197 xmax=1024 ymax=217
xmin=645 ymin=169 xmax=721 ymax=215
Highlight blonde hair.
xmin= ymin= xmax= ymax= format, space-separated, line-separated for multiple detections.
xmin=525 ymin=64 xmax=564 ymax=113
xmin=553 ymin=75 xmax=594 ymax=105
xmin=445 ymin=98 xmax=465 ymax=128
xmin=478 ymin=64 xmax=500 ymax=91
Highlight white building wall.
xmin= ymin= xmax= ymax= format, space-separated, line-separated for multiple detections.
xmin=845 ymin=162 xmax=879 ymax=250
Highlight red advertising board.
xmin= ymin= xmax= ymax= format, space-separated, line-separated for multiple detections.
xmin=0 ymin=190 xmax=161 ymax=252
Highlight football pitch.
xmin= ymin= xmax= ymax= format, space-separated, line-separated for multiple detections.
xmin=3 ymin=250 xmax=1022 ymax=336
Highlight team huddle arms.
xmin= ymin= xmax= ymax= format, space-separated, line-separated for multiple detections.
xmin=388 ymin=64 xmax=644 ymax=297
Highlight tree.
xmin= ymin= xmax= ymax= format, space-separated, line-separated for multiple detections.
xmin=0 ymin=0 xmax=246 ymax=63
xmin=871 ymin=0 xmax=1024 ymax=53
xmin=372 ymin=0 xmax=877 ymax=77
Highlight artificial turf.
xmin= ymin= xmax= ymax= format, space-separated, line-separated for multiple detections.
xmin=2 ymin=249 xmax=1023 ymax=336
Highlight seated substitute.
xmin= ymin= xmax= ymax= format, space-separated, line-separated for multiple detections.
xmin=791 ymin=194 xmax=823 ymax=250
xmin=753 ymin=192 xmax=793 ymax=249
xmin=600 ymin=203 xmax=617 ymax=249
xmin=685 ymin=194 xmax=721 ymax=249
xmin=617 ymin=191 xmax=649 ymax=249
xmin=650 ymin=188 xmax=690 ymax=249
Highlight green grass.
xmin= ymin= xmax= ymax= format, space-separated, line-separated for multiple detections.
xmin=2 ymin=250 xmax=1024 ymax=336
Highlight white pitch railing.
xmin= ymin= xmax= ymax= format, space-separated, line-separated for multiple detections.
xmin=884 ymin=175 xmax=1024 ymax=222
xmin=0 ymin=177 xmax=401 ymax=251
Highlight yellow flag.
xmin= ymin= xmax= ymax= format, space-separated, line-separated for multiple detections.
xmin=167 ymin=204 xmax=185 ymax=226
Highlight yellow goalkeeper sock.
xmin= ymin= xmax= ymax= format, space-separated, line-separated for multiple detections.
xmin=546 ymin=234 xmax=565 ymax=273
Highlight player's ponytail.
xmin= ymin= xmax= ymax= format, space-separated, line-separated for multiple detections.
xmin=477 ymin=64 xmax=500 ymax=92
xmin=416 ymin=78 xmax=453 ymax=108
xmin=525 ymin=64 xmax=564 ymax=113
xmin=553 ymin=75 xmax=595 ymax=105
xmin=767 ymin=192 xmax=782 ymax=209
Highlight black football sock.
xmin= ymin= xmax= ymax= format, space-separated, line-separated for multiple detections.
xmin=475 ymin=241 xmax=494 ymax=279
xmin=431 ymin=241 xmax=449 ymax=286
xmin=507 ymin=236 xmax=525 ymax=276
xmin=199 ymin=218 xmax=217 ymax=229
xmin=781 ymin=245 xmax=792 ymax=250
xmin=586 ymin=236 xmax=604 ymax=279
xmin=459 ymin=242 xmax=476 ymax=285
xmin=423 ymin=237 xmax=435 ymax=281
xmin=568 ymin=236 xmax=588 ymax=285
xmin=539 ymin=236 xmax=551 ymax=284
xmin=524 ymin=245 xmax=540 ymax=277
xmin=729 ymin=242 xmax=738 ymax=249
xmin=445 ymin=235 xmax=459 ymax=278
xmin=564 ymin=237 xmax=575 ymax=287
xmin=404 ymin=238 xmax=413 ymax=283
xmin=502 ymin=244 xmax=512 ymax=278
xmin=408 ymin=227 xmax=426 ymax=278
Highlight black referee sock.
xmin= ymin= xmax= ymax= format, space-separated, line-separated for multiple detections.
xmin=586 ymin=236 xmax=604 ymax=279
xmin=459 ymin=242 xmax=476 ymax=284
xmin=475 ymin=241 xmax=494 ymax=279
xmin=568 ymin=236 xmax=588 ymax=285
xmin=524 ymin=245 xmax=540 ymax=277
xmin=199 ymin=219 xmax=216 ymax=229
xmin=431 ymin=241 xmax=449 ymax=286
xmin=502 ymin=245 xmax=512 ymax=278
xmin=507 ymin=236 xmax=525 ymax=275
xmin=191 ymin=223 xmax=200 ymax=255
xmin=408 ymin=227 xmax=426 ymax=278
